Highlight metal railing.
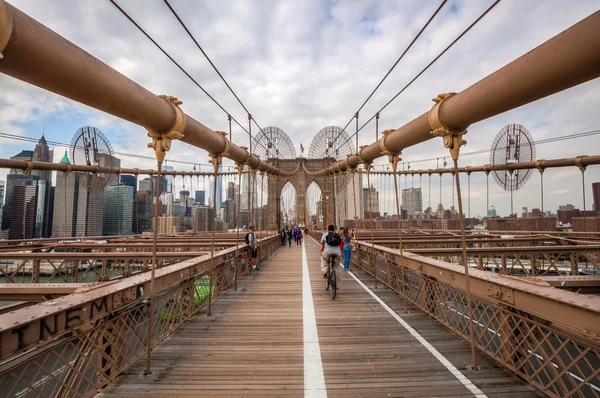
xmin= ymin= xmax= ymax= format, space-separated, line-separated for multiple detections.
xmin=0 ymin=236 xmax=279 ymax=397
xmin=352 ymin=241 xmax=600 ymax=397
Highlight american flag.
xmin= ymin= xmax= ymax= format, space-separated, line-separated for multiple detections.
xmin=300 ymin=143 xmax=304 ymax=153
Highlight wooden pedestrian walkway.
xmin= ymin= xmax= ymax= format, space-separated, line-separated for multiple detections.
xmin=99 ymin=238 xmax=543 ymax=397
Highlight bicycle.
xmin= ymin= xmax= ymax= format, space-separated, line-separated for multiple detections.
xmin=325 ymin=254 xmax=338 ymax=300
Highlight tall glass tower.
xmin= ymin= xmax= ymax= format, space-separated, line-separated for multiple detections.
xmin=102 ymin=185 xmax=133 ymax=235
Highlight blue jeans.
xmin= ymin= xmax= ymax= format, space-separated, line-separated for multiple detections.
xmin=343 ymin=247 xmax=352 ymax=269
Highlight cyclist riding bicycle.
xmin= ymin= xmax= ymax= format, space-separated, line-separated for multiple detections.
xmin=320 ymin=224 xmax=342 ymax=288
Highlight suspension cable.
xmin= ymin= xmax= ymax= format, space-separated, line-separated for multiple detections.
xmin=335 ymin=0 xmax=502 ymax=154
xmin=319 ymin=0 xmax=448 ymax=158
xmin=108 ymin=0 xmax=269 ymax=155
xmin=162 ymin=0 xmax=275 ymax=151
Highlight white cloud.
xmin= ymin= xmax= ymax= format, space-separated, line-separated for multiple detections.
xmin=1 ymin=0 xmax=599 ymax=217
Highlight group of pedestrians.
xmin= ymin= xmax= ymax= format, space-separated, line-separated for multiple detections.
xmin=279 ymin=226 xmax=303 ymax=247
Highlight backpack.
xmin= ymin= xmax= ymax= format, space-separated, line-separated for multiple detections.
xmin=325 ymin=232 xmax=342 ymax=247
xmin=245 ymin=232 xmax=251 ymax=245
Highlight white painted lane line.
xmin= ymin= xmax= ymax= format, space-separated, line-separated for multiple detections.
xmin=302 ymin=240 xmax=327 ymax=397
xmin=345 ymin=269 xmax=487 ymax=398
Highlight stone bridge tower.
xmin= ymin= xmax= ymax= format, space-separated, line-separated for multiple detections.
xmin=266 ymin=157 xmax=336 ymax=230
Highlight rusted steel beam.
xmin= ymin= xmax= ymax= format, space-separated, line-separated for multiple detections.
xmin=407 ymin=245 xmax=600 ymax=256
xmin=0 ymin=252 xmax=208 ymax=260
xmin=319 ymin=11 xmax=600 ymax=174
xmin=0 ymin=159 xmax=236 ymax=177
xmin=368 ymin=155 xmax=600 ymax=176
xmin=0 ymin=235 xmax=278 ymax=361
xmin=355 ymin=241 xmax=600 ymax=342
xmin=0 ymin=2 xmax=289 ymax=176
xmin=0 ymin=284 xmax=83 ymax=301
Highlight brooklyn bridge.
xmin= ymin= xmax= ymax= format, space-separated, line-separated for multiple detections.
xmin=0 ymin=1 xmax=599 ymax=397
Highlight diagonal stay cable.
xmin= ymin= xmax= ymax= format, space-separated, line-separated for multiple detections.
xmin=336 ymin=0 xmax=502 ymax=157
xmin=319 ymin=0 xmax=448 ymax=158
xmin=108 ymin=0 xmax=269 ymax=155
xmin=162 ymin=0 xmax=274 ymax=152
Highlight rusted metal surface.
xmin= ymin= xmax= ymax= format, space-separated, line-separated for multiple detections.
xmin=353 ymin=241 xmax=600 ymax=341
xmin=352 ymin=243 xmax=600 ymax=397
xmin=0 ymin=235 xmax=278 ymax=361
xmin=0 ymin=236 xmax=278 ymax=397
xmin=0 ymin=158 xmax=236 ymax=177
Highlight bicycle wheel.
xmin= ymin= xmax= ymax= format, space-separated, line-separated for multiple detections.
xmin=329 ymin=263 xmax=337 ymax=300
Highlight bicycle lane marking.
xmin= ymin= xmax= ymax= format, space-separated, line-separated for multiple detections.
xmin=345 ymin=269 xmax=487 ymax=398
xmin=302 ymin=238 xmax=327 ymax=397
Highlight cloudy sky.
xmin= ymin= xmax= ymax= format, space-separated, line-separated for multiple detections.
xmin=1 ymin=0 xmax=599 ymax=218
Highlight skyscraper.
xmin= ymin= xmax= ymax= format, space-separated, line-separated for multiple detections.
xmin=227 ymin=182 xmax=235 ymax=201
xmin=1 ymin=150 xmax=34 ymax=232
xmin=134 ymin=190 xmax=153 ymax=234
xmin=195 ymin=190 xmax=205 ymax=205
xmin=120 ymin=175 xmax=137 ymax=198
xmin=32 ymin=135 xmax=53 ymax=182
xmin=0 ymin=180 xmax=4 ymax=208
xmin=593 ymin=182 xmax=600 ymax=213
xmin=363 ymin=184 xmax=379 ymax=215
xmin=52 ymin=152 xmax=105 ymax=237
xmin=102 ymin=185 xmax=133 ymax=235
xmin=9 ymin=184 xmax=37 ymax=239
xmin=402 ymin=188 xmax=423 ymax=218
xmin=97 ymin=153 xmax=121 ymax=186
xmin=139 ymin=178 xmax=152 ymax=193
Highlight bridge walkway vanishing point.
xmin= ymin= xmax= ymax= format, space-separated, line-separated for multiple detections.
xmin=99 ymin=238 xmax=544 ymax=397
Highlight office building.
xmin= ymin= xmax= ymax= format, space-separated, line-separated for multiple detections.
xmin=120 ymin=175 xmax=137 ymax=198
xmin=159 ymin=192 xmax=174 ymax=216
xmin=363 ymin=184 xmax=380 ymax=217
xmin=152 ymin=175 xmax=168 ymax=196
xmin=0 ymin=180 xmax=4 ymax=208
xmin=194 ymin=205 xmax=214 ymax=232
xmin=593 ymin=182 xmax=600 ymax=213
xmin=8 ymin=179 xmax=52 ymax=239
xmin=97 ymin=153 xmax=121 ymax=186
xmin=52 ymin=171 xmax=105 ymax=237
xmin=134 ymin=190 xmax=153 ymax=234
xmin=164 ymin=165 xmax=175 ymax=193
xmin=488 ymin=206 xmax=497 ymax=218
xmin=32 ymin=135 xmax=53 ymax=182
xmin=102 ymin=185 xmax=133 ymax=235
xmin=195 ymin=190 xmax=205 ymax=205
xmin=227 ymin=182 xmax=235 ymax=201
xmin=155 ymin=215 xmax=180 ymax=234
xmin=139 ymin=178 xmax=152 ymax=193
xmin=1 ymin=150 xmax=34 ymax=232
xmin=402 ymin=188 xmax=423 ymax=218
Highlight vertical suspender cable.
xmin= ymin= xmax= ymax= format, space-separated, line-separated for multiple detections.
xmin=207 ymin=160 xmax=219 ymax=317
xmin=355 ymin=112 xmax=359 ymax=153
xmin=452 ymin=158 xmax=478 ymax=370
xmin=233 ymin=164 xmax=244 ymax=290
xmin=366 ymin=167 xmax=377 ymax=288
xmin=391 ymin=163 xmax=408 ymax=313
xmin=146 ymin=160 xmax=162 ymax=375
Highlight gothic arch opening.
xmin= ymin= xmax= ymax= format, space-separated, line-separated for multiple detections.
xmin=280 ymin=181 xmax=296 ymax=230
xmin=306 ymin=180 xmax=324 ymax=230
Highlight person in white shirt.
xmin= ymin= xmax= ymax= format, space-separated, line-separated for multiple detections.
xmin=320 ymin=224 xmax=341 ymax=288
